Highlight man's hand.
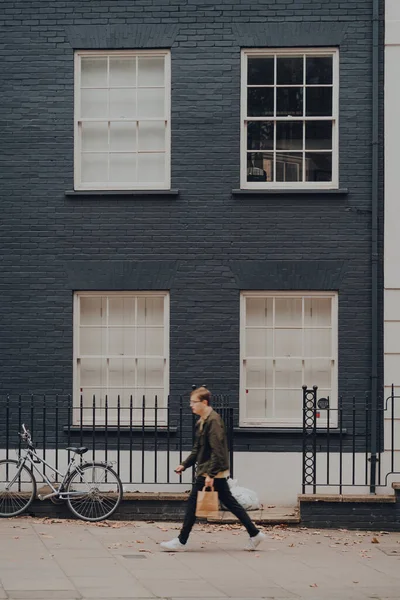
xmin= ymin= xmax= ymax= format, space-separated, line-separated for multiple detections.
xmin=205 ymin=475 xmax=214 ymax=488
xmin=174 ymin=465 xmax=184 ymax=474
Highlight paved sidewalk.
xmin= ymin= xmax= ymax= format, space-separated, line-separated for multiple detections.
xmin=0 ymin=517 xmax=399 ymax=600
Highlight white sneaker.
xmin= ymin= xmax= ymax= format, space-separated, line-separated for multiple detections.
xmin=245 ymin=531 xmax=266 ymax=551
xmin=160 ymin=537 xmax=187 ymax=552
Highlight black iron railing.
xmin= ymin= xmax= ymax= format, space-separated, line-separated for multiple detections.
xmin=0 ymin=394 xmax=234 ymax=486
xmin=302 ymin=385 xmax=399 ymax=494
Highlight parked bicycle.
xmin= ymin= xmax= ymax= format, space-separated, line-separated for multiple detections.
xmin=0 ymin=424 xmax=123 ymax=522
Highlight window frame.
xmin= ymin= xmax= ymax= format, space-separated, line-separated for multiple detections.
xmin=73 ymin=291 xmax=170 ymax=425
xmin=240 ymin=48 xmax=340 ymax=191
xmin=74 ymin=50 xmax=171 ymax=192
xmin=239 ymin=291 xmax=338 ymax=428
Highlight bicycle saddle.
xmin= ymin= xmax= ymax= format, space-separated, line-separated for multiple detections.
xmin=66 ymin=447 xmax=88 ymax=455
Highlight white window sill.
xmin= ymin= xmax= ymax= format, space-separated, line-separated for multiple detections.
xmin=65 ymin=190 xmax=179 ymax=198
xmin=235 ymin=426 xmax=344 ymax=434
xmin=232 ymin=188 xmax=349 ymax=196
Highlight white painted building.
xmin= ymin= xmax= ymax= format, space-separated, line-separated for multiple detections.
xmin=385 ymin=2 xmax=400 ymax=393
xmin=384 ymin=0 xmax=400 ymax=482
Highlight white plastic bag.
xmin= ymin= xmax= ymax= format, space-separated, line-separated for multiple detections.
xmin=227 ymin=477 xmax=260 ymax=510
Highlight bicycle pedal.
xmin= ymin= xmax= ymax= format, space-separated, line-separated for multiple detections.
xmin=38 ymin=494 xmax=44 ymax=501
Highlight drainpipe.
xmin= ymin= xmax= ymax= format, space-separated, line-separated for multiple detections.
xmin=369 ymin=0 xmax=380 ymax=493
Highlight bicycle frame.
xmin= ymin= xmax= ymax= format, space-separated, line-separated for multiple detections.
xmin=12 ymin=446 xmax=92 ymax=500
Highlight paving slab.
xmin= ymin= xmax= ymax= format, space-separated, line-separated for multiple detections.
xmin=0 ymin=518 xmax=399 ymax=600
xmin=7 ymin=593 xmax=81 ymax=600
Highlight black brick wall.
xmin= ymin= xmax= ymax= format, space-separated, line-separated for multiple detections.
xmin=0 ymin=0 xmax=383 ymax=452
xmin=300 ymin=491 xmax=400 ymax=532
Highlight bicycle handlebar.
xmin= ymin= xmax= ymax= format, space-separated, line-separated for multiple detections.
xmin=19 ymin=424 xmax=32 ymax=443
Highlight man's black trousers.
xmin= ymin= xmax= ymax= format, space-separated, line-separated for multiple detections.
xmin=178 ymin=476 xmax=259 ymax=545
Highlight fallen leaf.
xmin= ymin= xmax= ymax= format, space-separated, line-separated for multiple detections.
xmin=139 ymin=549 xmax=152 ymax=553
xmin=371 ymin=537 xmax=379 ymax=544
xmin=309 ymin=583 xmax=318 ymax=588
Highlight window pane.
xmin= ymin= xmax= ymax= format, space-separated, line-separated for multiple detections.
xmin=246 ymin=297 xmax=273 ymax=327
xmin=138 ymin=57 xmax=165 ymax=86
xmin=305 ymin=152 xmax=332 ymax=182
xmin=80 ymin=296 xmax=106 ymax=326
xmin=109 ymin=358 xmax=135 ymax=387
xmin=81 ymin=153 xmax=108 ymax=184
xmin=275 ymin=359 xmax=302 ymax=388
xmin=274 ymin=389 xmax=302 ymax=419
xmin=306 ymin=56 xmax=333 ymax=85
xmin=110 ymin=122 xmax=136 ymax=152
xmin=245 ymin=359 xmax=273 ymax=388
xmin=109 ymin=88 xmax=136 ymax=119
xmin=277 ymin=56 xmax=303 ymax=85
xmin=304 ymin=297 xmax=332 ymax=326
xmin=275 ymin=329 xmax=302 ymax=357
xmin=81 ymin=58 xmax=107 ymax=87
xmin=136 ymin=388 xmax=163 ymax=409
xmin=81 ymin=89 xmax=108 ymax=118
xmin=246 ymin=389 xmax=272 ymax=419
xmin=247 ymin=88 xmax=274 ymax=117
xmin=305 ymin=121 xmax=332 ymax=150
xmin=276 ymin=153 xmax=302 ymax=182
xmin=137 ymin=296 xmax=164 ymax=326
xmin=109 ymin=57 xmax=136 ymax=87
xmin=109 ymin=328 xmax=135 ymax=356
xmin=137 ymin=358 xmax=164 ymax=387
xmin=276 ymin=88 xmax=303 ymax=117
xmin=247 ymin=121 xmax=273 ymax=151
xmin=80 ymin=359 xmax=107 ymax=387
xmin=109 ymin=153 xmax=136 ymax=183
xmin=247 ymin=152 xmax=273 ymax=182
xmin=81 ymin=122 xmax=108 ymax=152
xmin=108 ymin=297 xmax=136 ymax=326
xmin=275 ymin=298 xmax=302 ymax=326
xmin=137 ymin=153 xmax=165 ymax=183
xmin=248 ymin=57 xmax=274 ymax=85
xmin=137 ymin=327 xmax=164 ymax=356
xmin=276 ymin=122 xmax=303 ymax=151
xmin=306 ymin=87 xmax=332 ymax=116
xmin=137 ymin=88 xmax=165 ymax=118
xmin=106 ymin=389 xmax=131 ymax=409
xmin=80 ymin=327 xmax=107 ymax=356
xmin=245 ymin=329 xmax=273 ymax=357
xmin=304 ymin=329 xmax=332 ymax=357
xmin=81 ymin=389 xmax=105 ymax=415
xmin=138 ymin=121 xmax=165 ymax=152
xmin=304 ymin=359 xmax=332 ymax=389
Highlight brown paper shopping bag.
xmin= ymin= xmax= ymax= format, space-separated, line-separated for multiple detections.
xmin=195 ymin=486 xmax=219 ymax=517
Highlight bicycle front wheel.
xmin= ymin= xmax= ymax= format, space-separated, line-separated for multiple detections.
xmin=0 ymin=459 xmax=36 ymax=517
xmin=66 ymin=462 xmax=123 ymax=522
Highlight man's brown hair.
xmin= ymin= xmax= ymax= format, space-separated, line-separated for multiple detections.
xmin=191 ymin=386 xmax=211 ymax=404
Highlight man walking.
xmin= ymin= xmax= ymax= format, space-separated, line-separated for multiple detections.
xmin=161 ymin=387 xmax=266 ymax=552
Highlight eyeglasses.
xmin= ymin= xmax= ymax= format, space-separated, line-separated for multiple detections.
xmin=189 ymin=400 xmax=203 ymax=406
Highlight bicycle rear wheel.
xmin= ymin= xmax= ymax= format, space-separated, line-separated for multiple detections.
xmin=65 ymin=462 xmax=123 ymax=522
xmin=0 ymin=459 xmax=36 ymax=517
